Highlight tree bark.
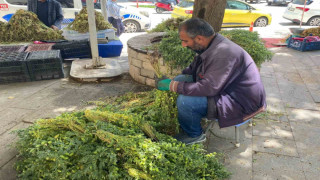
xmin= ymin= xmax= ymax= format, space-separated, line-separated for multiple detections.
xmin=192 ymin=0 xmax=227 ymax=32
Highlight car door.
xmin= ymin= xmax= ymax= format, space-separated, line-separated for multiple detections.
xmin=172 ymin=0 xmax=193 ymax=18
xmin=59 ymin=0 xmax=82 ymax=19
xmin=0 ymin=0 xmax=28 ymax=21
xmin=224 ymin=0 xmax=253 ymax=27
xmin=0 ymin=0 xmax=81 ymax=23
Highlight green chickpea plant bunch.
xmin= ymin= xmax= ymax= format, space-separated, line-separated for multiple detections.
xmin=0 ymin=9 xmax=63 ymax=42
xmin=67 ymin=7 xmax=115 ymax=33
xmin=15 ymin=90 xmax=230 ymax=179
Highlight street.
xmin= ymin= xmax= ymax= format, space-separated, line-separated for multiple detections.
xmin=119 ymin=2 xmax=301 ymax=65
xmin=127 ymin=2 xmax=314 ymax=38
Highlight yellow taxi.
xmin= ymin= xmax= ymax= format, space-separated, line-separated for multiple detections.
xmin=172 ymin=0 xmax=272 ymax=27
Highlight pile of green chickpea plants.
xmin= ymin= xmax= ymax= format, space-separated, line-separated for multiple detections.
xmin=15 ymin=90 xmax=230 ymax=179
xmin=0 ymin=9 xmax=63 ymax=42
xmin=67 ymin=7 xmax=114 ymax=33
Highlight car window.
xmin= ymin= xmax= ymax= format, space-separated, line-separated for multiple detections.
xmin=81 ymin=0 xmax=101 ymax=9
xmin=292 ymin=0 xmax=313 ymax=5
xmin=119 ymin=0 xmax=155 ymax=2
xmin=5 ymin=0 xmax=74 ymax=8
xmin=157 ymin=0 xmax=176 ymax=3
xmin=94 ymin=2 xmax=101 ymax=9
xmin=5 ymin=0 xmax=27 ymax=5
xmin=56 ymin=0 xmax=74 ymax=8
xmin=177 ymin=0 xmax=193 ymax=8
xmin=227 ymin=1 xmax=250 ymax=10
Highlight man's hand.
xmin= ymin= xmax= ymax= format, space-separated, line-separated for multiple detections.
xmin=51 ymin=25 xmax=58 ymax=31
xmin=155 ymin=76 xmax=171 ymax=91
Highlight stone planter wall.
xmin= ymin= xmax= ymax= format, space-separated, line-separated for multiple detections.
xmin=127 ymin=32 xmax=172 ymax=87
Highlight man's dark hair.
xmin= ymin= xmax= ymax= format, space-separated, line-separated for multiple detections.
xmin=179 ymin=18 xmax=215 ymax=38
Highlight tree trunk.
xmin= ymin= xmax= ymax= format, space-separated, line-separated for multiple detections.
xmin=192 ymin=0 xmax=227 ymax=32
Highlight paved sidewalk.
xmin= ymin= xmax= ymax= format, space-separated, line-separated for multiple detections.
xmin=205 ymin=47 xmax=320 ymax=180
xmin=1 ymin=42 xmax=320 ymax=179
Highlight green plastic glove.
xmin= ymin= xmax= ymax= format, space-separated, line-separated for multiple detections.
xmin=156 ymin=78 xmax=172 ymax=91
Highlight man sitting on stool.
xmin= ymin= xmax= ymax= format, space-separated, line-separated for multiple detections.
xmin=156 ymin=18 xmax=266 ymax=145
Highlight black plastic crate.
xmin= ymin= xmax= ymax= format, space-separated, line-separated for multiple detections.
xmin=0 ymin=73 xmax=31 ymax=83
xmin=52 ymin=40 xmax=92 ymax=59
xmin=27 ymin=50 xmax=64 ymax=81
xmin=25 ymin=43 xmax=55 ymax=52
xmin=0 ymin=45 xmax=26 ymax=53
xmin=0 ymin=52 xmax=30 ymax=83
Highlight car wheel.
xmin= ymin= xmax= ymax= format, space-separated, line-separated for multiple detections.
xmin=254 ymin=17 xmax=268 ymax=27
xmin=156 ymin=7 xmax=164 ymax=13
xmin=123 ymin=20 xmax=141 ymax=33
xmin=307 ymin=16 xmax=320 ymax=26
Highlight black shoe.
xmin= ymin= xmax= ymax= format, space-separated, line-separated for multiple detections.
xmin=174 ymin=132 xmax=206 ymax=145
xmin=173 ymin=130 xmax=188 ymax=141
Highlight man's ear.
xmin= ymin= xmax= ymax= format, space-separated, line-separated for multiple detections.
xmin=195 ymin=35 xmax=205 ymax=43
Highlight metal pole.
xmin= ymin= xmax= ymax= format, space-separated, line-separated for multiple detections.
xmin=86 ymin=0 xmax=101 ymax=67
xmin=101 ymin=0 xmax=108 ymax=21
xmin=299 ymin=0 xmax=307 ymax=28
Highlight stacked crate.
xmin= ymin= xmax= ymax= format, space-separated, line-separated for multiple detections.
xmin=25 ymin=43 xmax=55 ymax=52
xmin=0 ymin=52 xmax=30 ymax=83
xmin=287 ymin=35 xmax=320 ymax=52
xmin=27 ymin=50 xmax=64 ymax=81
xmin=52 ymin=40 xmax=91 ymax=59
xmin=0 ymin=45 xmax=26 ymax=53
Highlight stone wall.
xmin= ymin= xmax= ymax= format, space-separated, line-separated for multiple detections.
xmin=127 ymin=32 xmax=168 ymax=87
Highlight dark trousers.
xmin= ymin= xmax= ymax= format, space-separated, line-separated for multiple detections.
xmin=174 ymin=75 xmax=208 ymax=137
xmin=108 ymin=17 xmax=124 ymax=37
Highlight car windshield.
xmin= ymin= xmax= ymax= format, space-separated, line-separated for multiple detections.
xmin=292 ymin=0 xmax=313 ymax=5
xmin=177 ymin=0 xmax=194 ymax=8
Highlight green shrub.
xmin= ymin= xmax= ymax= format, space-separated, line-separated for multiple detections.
xmin=148 ymin=17 xmax=188 ymax=33
xmin=158 ymin=31 xmax=196 ymax=70
xmin=155 ymin=29 xmax=272 ymax=71
xmin=150 ymin=18 xmax=273 ymax=70
xmin=15 ymin=90 xmax=230 ymax=180
xmin=220 ymin=29 xmax=273 ymax=68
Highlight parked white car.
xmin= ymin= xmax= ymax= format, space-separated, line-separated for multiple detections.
xmin=283 ymin=0 xmax=320 ymax=26
xmin=0 ymin=0 xmax=151 ymax=32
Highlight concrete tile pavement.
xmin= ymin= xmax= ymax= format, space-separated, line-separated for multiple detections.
xmin=206 ymin=47 xmax=320 ymax=180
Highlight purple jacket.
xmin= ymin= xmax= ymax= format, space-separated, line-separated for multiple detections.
xmin=177 ymin=34 xmax=266 ymax=128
